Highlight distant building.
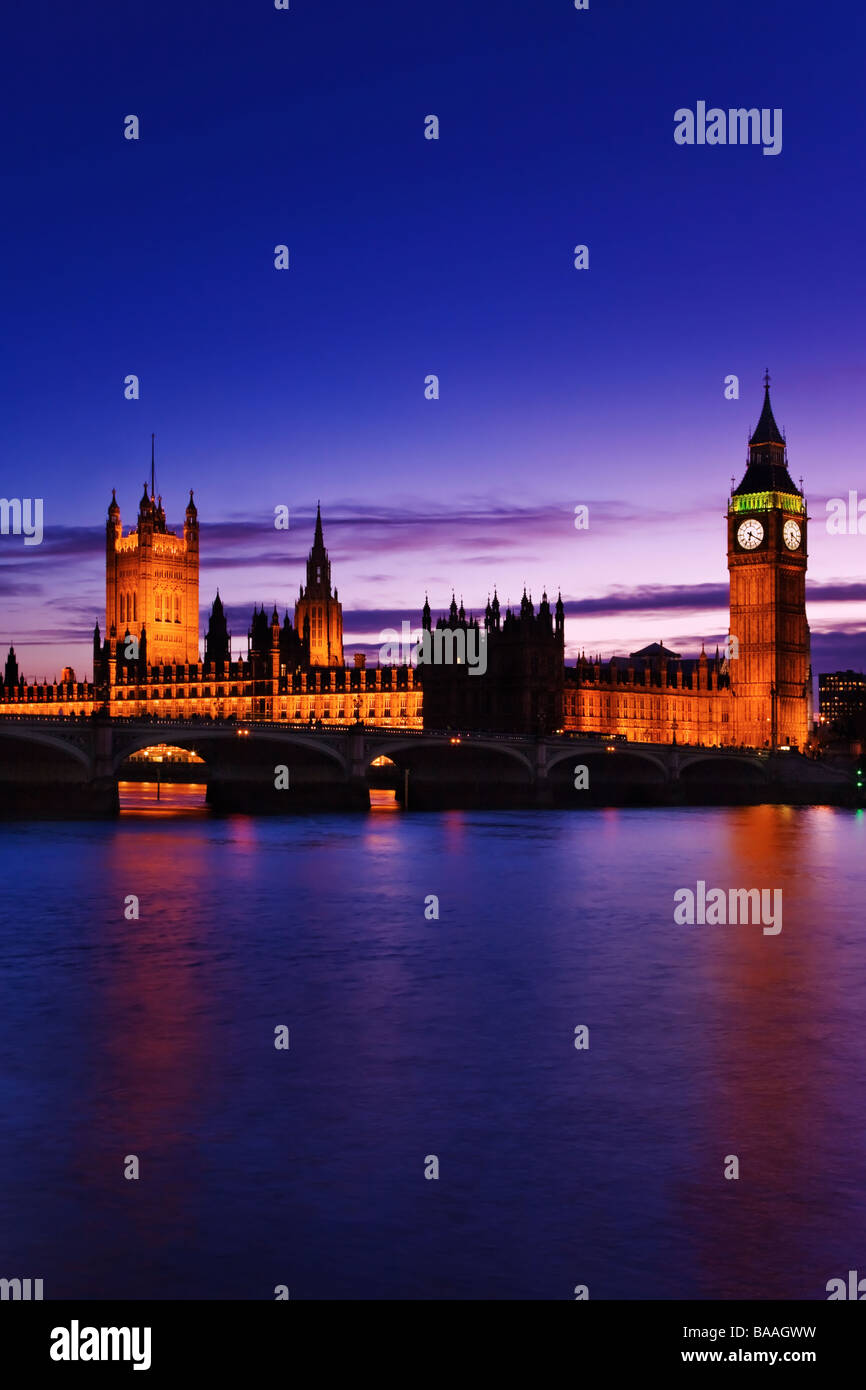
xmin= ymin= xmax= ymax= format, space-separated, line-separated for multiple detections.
xmin=819 ymin=670 xmax=866 ymax=735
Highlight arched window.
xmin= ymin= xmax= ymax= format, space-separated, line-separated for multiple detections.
xmin=174 ymin=593 xmax=181 ymax=623
xmin=120 ymin=593 xmax=125 ymax=622
xmin=133 ymin=593 xmax=137 ymax=621
xmin=155 ymin=593 xmax=163 ymax=622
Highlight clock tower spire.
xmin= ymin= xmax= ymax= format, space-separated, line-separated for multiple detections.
xmin=727 ymin=376 xmax=811 ymax=750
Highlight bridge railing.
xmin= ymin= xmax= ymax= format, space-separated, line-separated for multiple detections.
xmin=0 ymin=712 xmax=804 ymax=756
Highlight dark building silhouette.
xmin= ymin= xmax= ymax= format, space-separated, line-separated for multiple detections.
xmin=418 ymin=588 xmax=565 ymax=734
xmin=204 ymin=592 xmax=231 ymax=667
xmin=4 ymin=646 xmax=20 ymax=690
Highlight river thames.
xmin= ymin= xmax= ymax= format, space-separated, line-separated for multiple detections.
xmin=1 ymin=798 xmax=864 ymax=1300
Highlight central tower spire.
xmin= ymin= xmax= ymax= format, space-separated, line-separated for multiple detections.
xmin=294 ymin=505 xmax=343 ymax=666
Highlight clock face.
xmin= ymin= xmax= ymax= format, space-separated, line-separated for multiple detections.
xmin=783 ymin=519 xmax=802 ymax=550
xmin=737 ymin=518 xmax=764 ymax=550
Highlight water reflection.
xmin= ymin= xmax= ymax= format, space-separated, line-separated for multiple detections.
xmin=0 ymin=805 xmax=864 ymax=1298
xmin=369 ymin=788 xmax=399 ymax=810
xmin=118 ymin=779 xmax=208 ymax=815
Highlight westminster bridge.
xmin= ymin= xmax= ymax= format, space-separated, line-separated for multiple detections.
xmin=0 ymin=713 xmax=856 ymax=815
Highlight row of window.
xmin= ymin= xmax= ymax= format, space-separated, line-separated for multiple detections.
xmin=118 ymin=593 xmax=182 ymax=623
xmin=112 ymin=688 xmax=412 ymax=715
xmin=155 ymin=593 xmax=182 ymax=623
xmin=567 ymin=695 xmax=722 ymax=721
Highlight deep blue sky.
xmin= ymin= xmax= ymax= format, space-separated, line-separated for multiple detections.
xmin=1 ymin=0 xmax=865 ymax=678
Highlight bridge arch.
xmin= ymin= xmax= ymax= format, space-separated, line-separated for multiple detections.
xmin=362 ymin=734 xmax=538 ymax=809
xmin=0 ymin=725 xmax=93 ymax=775
xmin=364 ymin=736 xmax=536 ymax=779
xmin=544 ymin=744 xmax=670 ymax=778
xmin=677 ymin=751 xmax=767 ymax=776
xmin=111 ymin=727 xmax=350 ymax=776
xmin=676 ymin=751 xmax=770 ymax=803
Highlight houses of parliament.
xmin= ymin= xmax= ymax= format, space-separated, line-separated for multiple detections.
xmin=0 ymin=382 xmax=813 ymax=749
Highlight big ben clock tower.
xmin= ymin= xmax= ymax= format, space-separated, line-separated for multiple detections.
xmin=727 ymin=374 xmax=812 ymax=750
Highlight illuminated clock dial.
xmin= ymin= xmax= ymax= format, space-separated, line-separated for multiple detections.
xmin=783 ymin=519 xmax=802 ymax=550
xmin=737 ymin=518 xmax=764 ymax=550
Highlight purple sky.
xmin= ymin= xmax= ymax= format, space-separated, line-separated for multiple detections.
xmin=1 ymin=0 xmax=865 ymax=685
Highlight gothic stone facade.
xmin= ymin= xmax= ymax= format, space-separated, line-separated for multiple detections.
xmin=0 ymin=496 xmax=421 ymax=730
xmin=106 ymin=483 xmax=200 ymax=668
xmin=0 ymin=383 xmax=814 ymax=748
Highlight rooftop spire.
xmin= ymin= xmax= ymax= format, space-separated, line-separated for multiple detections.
xmin=733 ymin=375 xmax=800 ymax=498
xmin=151 ymin=433 xmax=155 ymax=500
xmin=304 ymin=501 xmax=333 ymax=595
xmin=749 ymin=371 xmax=784 ymax=447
